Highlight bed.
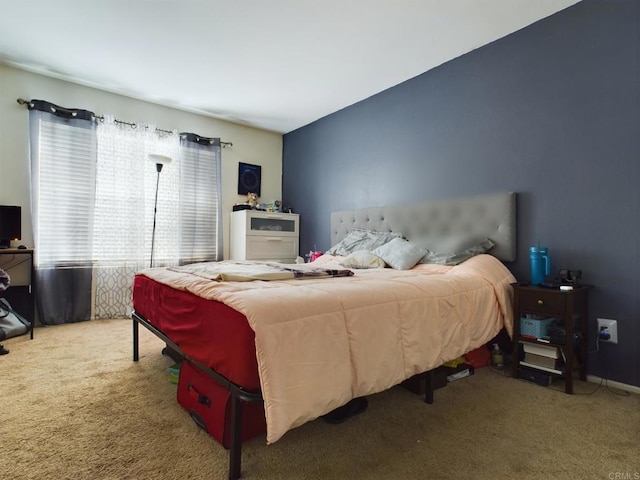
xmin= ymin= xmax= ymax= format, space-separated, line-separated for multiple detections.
xmin=132 ymin=191 xmax=517 ymax=479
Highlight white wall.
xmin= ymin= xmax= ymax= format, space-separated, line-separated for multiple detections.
xmin=0 ymin=64 xmax=283 ymax=259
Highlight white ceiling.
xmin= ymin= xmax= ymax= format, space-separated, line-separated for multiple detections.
xmin=0 ymin=0 xmax=580 ymax=134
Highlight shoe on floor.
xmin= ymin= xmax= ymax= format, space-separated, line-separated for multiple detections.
xmin=0 ymin=344 xmax=9 ymax=355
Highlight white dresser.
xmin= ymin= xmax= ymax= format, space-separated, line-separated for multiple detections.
xmin=230 ymin=210 xmax=300 ymax=263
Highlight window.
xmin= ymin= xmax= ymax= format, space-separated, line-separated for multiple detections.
xmin=29 ymin=102 xmax=222 ymax=322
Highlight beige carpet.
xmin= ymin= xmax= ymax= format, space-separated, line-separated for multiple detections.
xmin=1 ymin=319 xmax=638 ymax=480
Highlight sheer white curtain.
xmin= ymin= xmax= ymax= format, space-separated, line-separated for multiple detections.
xmin=93 ymin=116 xmax=180 ymax=318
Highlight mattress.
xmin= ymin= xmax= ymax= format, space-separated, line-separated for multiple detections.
xmin=132 ymin=274 xmax=260 ymax=390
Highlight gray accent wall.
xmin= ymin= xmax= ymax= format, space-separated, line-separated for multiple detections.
xmin=282 ymin=0 xmax=639 ymax=387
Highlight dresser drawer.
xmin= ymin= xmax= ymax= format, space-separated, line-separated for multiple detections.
xmin=249 ymin=215 xmax=298 ymax=237
xmin=233 ymin=210 xmax=299 ymax=237
xmin=518 ymin=290 xmax=566 ymax=316
xmin=246 ymin=236 xmax=299 ymax=262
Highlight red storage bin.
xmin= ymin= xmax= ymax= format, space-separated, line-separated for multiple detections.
xmin=464 ymin=346 xmax=492 ymax=368
xmin=177 ymin=361 xmax=266 ymax=448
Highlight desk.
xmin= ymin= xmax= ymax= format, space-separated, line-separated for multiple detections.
xmin=0 ymin=248 xmax=35 ymax=339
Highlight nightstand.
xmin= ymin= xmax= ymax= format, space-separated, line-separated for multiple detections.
xmin=511 ymin=283 xmax=592 ymax=394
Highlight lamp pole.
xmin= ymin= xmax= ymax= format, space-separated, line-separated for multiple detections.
xmin=148 ymin=154 xmax=172 ymax=268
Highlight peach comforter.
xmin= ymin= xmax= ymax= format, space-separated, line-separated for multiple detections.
xmin=140 ymin=254 xmax=515 ymax=444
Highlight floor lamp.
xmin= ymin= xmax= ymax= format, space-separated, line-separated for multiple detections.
xmin=148 ymin=154 xmax=172 ymax=268
xmin=149 ymin=154 xmax=181 ymax=362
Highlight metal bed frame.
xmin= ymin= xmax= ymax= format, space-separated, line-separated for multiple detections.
xmin=132 ymin=311 xmax=263 ymax=480
xmin=131 ymin=311 xmax=440 ymax=479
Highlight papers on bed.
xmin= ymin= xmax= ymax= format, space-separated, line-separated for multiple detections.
xmin=168 ymin=260 xmax=354 ymax=282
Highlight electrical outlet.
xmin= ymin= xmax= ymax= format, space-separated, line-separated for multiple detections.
xmin=597 ymin=318 xmax=618 ymax=344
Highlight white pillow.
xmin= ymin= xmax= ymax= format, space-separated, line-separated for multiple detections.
xmin=340 ymin=250 xmax=386 ymax=269
xmin=372 ymin=238 xmax=428 ymax=270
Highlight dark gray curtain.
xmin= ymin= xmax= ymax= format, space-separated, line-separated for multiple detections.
xmin=34 ymin=268 xmax=92 ymax=325
xmin=28 ymin=100 xmax=97 ymax=325
xmin=178 ymin=133 xmax=222 ymax=264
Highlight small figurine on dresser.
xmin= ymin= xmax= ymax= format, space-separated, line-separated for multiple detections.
xmin=246 ymin=192 xmax=258 ymax=208
xmin=232 ymin=192 xmax=263 ymax=212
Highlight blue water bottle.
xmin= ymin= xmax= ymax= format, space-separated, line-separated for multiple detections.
xmin=529 ymin=246 xmax=550 ymax=285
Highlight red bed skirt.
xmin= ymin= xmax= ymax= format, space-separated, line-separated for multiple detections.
xmin=132 ymin=274 xmax=261 ymax=390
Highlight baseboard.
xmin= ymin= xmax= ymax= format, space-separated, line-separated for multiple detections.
xmin=587 ymin=375 xmax=640 ymax=395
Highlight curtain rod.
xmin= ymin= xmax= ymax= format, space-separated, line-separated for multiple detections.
xmin=16 ymin=98 xmax=233 ymax=148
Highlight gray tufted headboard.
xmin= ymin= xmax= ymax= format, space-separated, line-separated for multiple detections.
xmin=330 ymin=191 xmax=516 ymax=262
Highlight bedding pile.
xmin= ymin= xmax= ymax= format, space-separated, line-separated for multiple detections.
xmin=139 ymin=254 xmax=515 ymax=444
xmin=169 ymin=260 xmax=353 ymax=282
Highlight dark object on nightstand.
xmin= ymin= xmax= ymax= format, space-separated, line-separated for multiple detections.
xmin=558 ymin=269 xmax=582 ymax=287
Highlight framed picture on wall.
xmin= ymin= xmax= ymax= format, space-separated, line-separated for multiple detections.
xmin=238 ymin=162 xmax=261 ymax=197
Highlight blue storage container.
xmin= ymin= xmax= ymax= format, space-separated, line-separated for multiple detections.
xmin=520 ymin=316 xmax=555 ymax=338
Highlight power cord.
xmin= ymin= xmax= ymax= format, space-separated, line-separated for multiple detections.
xmin=590 ymin=335 xmax=630 ymax=397
xmin=560 ymin=335 xmax=629 ymax=396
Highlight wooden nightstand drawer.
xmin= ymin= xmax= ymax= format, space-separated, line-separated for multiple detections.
xmin=518 ymin=290 xmax=565 ymax=316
